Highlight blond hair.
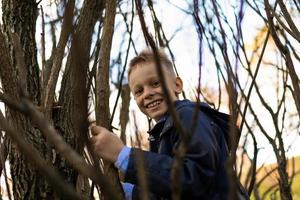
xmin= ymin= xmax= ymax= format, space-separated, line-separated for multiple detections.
xmin=128 ymin=48 xmax=175 ymax=78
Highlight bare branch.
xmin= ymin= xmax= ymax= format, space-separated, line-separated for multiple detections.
xmin=0 ymin=91 xmax=121 ymax=200
xmin=0 ymin=110 xmax=82 ymax=199
xmin=43 ymin=0 xmax=75 ymax=117
xmin=95 ymin=0 xmax=124 ymax=199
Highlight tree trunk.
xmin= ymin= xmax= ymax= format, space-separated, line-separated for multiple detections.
xmin=1 ymin=0 xmax=54 ymax=199
xmin=1 ymin=0 xmax=104 ymax=199
xmin=54 ymin=0 xmax=104 ymax=195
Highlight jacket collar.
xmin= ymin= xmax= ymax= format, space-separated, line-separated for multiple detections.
xmin=147 ymin=99 xmax=192 ymax=139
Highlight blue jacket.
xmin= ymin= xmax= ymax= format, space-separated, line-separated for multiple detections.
xmin=124 ymin=100 xmax=247 ymax=199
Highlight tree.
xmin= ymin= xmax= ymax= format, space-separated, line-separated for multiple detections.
xmin=0 ymin=0 xmax=122 ymax=199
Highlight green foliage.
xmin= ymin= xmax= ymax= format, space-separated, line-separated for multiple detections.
xmin=250 ymin=156 xmax=300 ymax=199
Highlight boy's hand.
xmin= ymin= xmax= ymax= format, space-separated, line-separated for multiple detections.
xmin=90 ymin=125 xmax=124 ymax=163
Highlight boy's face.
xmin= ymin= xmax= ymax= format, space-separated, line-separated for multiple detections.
xmin=129 ymin=62 xmax=183 ymax=121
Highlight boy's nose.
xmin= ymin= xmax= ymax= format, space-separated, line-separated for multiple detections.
xmin=143 ymin=87 xmax=155 ymax=99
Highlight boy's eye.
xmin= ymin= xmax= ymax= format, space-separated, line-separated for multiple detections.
xmin=134 ymin=88 xmax=143 ymax=96
xmin=152 ymin=80 xmax=160 ymax=87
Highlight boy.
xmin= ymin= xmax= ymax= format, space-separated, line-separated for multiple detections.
xmin=91 ymin=49 xmax=248 ymax=199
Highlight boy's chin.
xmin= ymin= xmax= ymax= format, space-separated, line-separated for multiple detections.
xmin=149 ymin=111 xmax=165 ymax=122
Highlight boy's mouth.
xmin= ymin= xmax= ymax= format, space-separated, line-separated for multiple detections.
xmin=145 ymin=99 xmax=163 ymax=109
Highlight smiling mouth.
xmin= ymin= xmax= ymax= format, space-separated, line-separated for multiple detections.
xmin=146 ymin=99 xmax=163 ymax=109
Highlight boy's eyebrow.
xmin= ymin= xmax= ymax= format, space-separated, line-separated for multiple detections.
xmin=131 ymin=83 xmax=142 ymax=90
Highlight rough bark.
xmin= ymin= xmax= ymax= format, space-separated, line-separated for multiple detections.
xmin=55 ymin=0 xmax=104 ymax=192
xmin=2 ymin=0 xmax=40 ymax=104
xmin=1 ymin=0 xmax=105 ymax=199
xmin=1 ymin=1 xmax=54 ymax=199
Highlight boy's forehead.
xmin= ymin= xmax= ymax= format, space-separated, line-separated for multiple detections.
xmin=130 ymin=62 xmax=154 ymax=80
xmin=134 ymin=61 xmax=154 ymax=68
xmin=129 ymin=63 xmax=157 ymax=84
xmin=131 ymin=61 xmax=171 ymax=73
xmin=130 ymin=62 xmax=156 ymax=74
xmin=130 ymin=62 xmax=175 ymax=81
xmin=129 ymin=63 xmax=176 ymax=84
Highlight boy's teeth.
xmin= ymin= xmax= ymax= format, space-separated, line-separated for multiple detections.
xmin=147 ymin=100 xmax=160 ymax=108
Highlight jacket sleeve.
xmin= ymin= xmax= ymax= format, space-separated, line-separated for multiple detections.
xmin=124 ymin=106 xmax=222 ymax=199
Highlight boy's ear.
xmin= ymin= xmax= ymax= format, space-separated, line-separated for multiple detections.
xmin=174 ymin=76 xmax=183 ymax=95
